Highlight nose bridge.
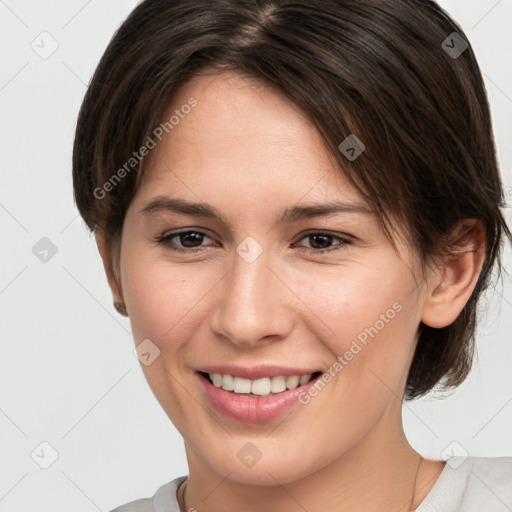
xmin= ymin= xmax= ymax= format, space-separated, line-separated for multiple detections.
xmin=210 ymin=241 xmax=292 ymax=347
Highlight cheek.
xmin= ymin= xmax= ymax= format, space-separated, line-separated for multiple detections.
xmin=120 ymin=246 xmax=204 ymax=345
xmin=294 ymin=264 xmax=409 ymax=340
xmin=295 ymin=264 xmax=417 ymax=391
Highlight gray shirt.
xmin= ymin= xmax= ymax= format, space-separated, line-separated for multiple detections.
xmin=109 ymin=456 xmax=512 ymax=512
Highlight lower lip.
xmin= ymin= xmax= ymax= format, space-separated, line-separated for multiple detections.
xmin=197 ymin=372 xmax=321 ymax=423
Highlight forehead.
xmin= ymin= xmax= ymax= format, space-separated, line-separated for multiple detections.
xmin=137 ymin=71 xmax=363 ymax=205
xmin=124 ymin=72 xmax=416 ymax=268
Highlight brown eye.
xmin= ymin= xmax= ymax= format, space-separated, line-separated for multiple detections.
xmin=293 ymin=231 xmax=352 ymax=255
xmin=307 ymin=234 xmax=335 ymax=249
xmin=155 ymin=230 xmax=213 ymax=253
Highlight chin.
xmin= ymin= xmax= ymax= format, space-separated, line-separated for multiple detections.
xmin=198 ymin=441 xmax=323 ymax=487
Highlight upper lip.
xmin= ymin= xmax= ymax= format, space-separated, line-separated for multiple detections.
xmin=195 ymin=364 xmax=322 ymax=380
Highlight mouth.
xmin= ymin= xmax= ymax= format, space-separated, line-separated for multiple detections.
xmin=196 ymin=369 xmax=325 ymax=423
xmin=197 ymin=370 xmax=323 ymax=397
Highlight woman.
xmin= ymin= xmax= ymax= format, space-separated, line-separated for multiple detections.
xmin=72 ymin=0 xmax=512 ymax=510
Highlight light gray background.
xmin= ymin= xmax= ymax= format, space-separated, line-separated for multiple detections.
xmin=1 ymin=1 xmax=511 ymax=511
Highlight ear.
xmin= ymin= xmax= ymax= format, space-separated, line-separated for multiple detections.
xmin=421 ymin=219 xmax=486 ymax=329
xmin=95 ymin=225 xmax=125 ymax=306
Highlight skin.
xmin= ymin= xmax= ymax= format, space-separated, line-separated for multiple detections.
xmin=96 ymin=71 xmax=486 ymax=512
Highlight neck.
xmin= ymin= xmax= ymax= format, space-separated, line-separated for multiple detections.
xmin=181 ymin=405 xmax=438 ymax=512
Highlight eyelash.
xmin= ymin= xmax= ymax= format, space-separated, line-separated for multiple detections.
xmin=153 ymin=229 xmax=352 ymax=256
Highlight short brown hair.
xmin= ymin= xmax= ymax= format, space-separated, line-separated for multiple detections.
xmin=72 ymin=0 xmax=511 ymax=399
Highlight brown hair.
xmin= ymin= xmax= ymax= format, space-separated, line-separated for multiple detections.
xmin=72 ymin=0 xmax=511 ymax=399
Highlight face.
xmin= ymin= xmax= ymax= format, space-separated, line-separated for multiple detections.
xmin=115 ymin=71 xmax=430 ymax=485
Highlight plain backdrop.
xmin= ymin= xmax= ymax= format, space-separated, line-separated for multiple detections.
xmin=1 ymin=1 xmax=511 ymax=511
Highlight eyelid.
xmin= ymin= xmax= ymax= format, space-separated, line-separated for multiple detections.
xmin=295 ymin=229 xmax=353 ymax=243
xmin=161 ymin=227 xmax=214 ymax=239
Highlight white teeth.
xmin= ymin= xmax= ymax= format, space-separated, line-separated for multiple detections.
xmin=270 ymin=376 xmax=287 ymax=393
xmin=222 ymin=374 xmax=234 ymax=391
xmin=299 ymin=374 xmax=311 ymax=386
xmin=211 ymin=373 xmax=223 ymax=387
xmin=251 ymin=378 xmax=271 ymax=396
xmin=285 ymin=375 xmax=300 ymax=389
xmin=208 ymin=372 xmax=315 ymax=395
xmin=233 ymin=377 xmax=252 ymax=394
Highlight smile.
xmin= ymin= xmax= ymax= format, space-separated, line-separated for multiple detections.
xmin=196 ymin=370 xmax=324 ymax=423
xmin=205 ymin=372 xmax=321 ymax=397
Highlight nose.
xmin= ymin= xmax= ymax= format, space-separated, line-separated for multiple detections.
xmin=209 ymin=245 xmax=294 ymax=348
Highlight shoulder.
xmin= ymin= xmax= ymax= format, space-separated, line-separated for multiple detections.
xmin=468 ymin=455 xmax=512 ymax=474
xmin=109 ymin=497 xmax=153 ymax=512
xmin=464 ymin=456 xmax=512 ymax=495
xmin=446 ymin=457 xmax=512 ymax=512
xmin=461 ymin=457 xmax=512 ymax=511
xmin=418 ymin=456 xmax=512 ymax=512
xmin=107 ymin=476 xmax=187 ymax=512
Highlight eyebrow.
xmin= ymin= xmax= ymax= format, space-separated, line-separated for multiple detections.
xmin=140 ymin=195 xmax=372 ymax=224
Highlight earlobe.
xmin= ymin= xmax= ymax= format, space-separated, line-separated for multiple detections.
xmin=95 ymin=225 xmax=125 ymax=309
xmin=421 ymin=220 xmax=486 ymax=329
